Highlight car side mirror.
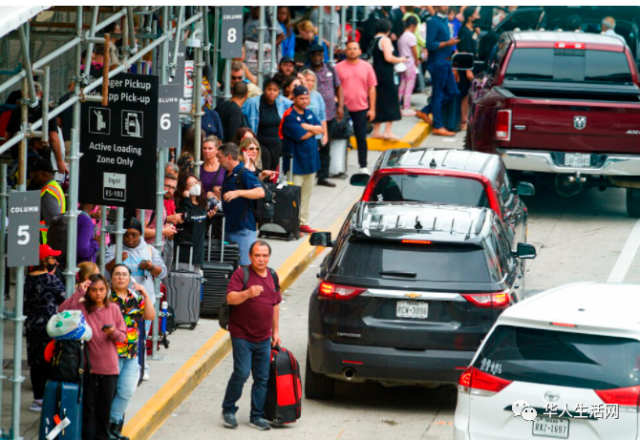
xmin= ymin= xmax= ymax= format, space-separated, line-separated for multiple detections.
xmin=452 ymin=52 xmax=475 ymax=70
xmin=514 ymin=242 xmax=536 ymax=260
xmin=310 ymin=232 xmax=333 ymax=247
xmin=515 ymin=181 xmax=535 ymax=197
xmin=350 ymin=173 xmax=370 ymax=187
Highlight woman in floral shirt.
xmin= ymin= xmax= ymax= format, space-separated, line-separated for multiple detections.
xmin=108 ymin=264 xmax=155 ymax=440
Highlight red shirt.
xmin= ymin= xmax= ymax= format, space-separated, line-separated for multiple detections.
xmin=335 ymin=59 xmax=378 ymax=112
xmin=164 ymin=198 xmax=176 ymax=216
xmin=227 ymin=266 xmax=281 ymax=342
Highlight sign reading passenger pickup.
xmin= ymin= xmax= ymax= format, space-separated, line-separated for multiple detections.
xmin=8 ymin=191 xmax=40 ymax=267
xmin=221 ymin=6 xmax=243 ymax=59
xmin=80 ymin=74 xmax=159 ymax=209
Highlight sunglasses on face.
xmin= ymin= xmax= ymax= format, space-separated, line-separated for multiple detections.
xmin=232 ymin=76 xmax=243 ymax=80
xmin=245 ymin=147 xmax=259 ymax=152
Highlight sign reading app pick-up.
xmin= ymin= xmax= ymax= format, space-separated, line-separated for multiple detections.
xmin=79 ymin=74 xmax=158 ymax=209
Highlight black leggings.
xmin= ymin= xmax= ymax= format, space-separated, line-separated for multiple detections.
xmin=349 ymin=109 xmax=369 ymax=168
xmin=258 ymin=138 xmax=283 ymax=171
xmin=30 ymin=361 xmax=49 ymax=400
xmin=83 ymin=374 xmax=118 ymax=440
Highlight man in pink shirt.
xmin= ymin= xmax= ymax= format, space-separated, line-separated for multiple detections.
xmin=335 ymin=41 xmax=377 ymax=175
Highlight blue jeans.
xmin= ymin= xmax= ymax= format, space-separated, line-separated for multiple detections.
xmin=228 ymin=229 xmax=257 ymax=266
xmin=222 ymin=337 xmax=271 ymax=421
xmin=421 ymin=59 xmax=459 ymax=129
xmin=110 ymin=357 xmax=140 ymax=423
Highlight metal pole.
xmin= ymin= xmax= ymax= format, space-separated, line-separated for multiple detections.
xmin=351 ymin=6 xmax=357 ymax=42
xmin=212 ymin=6 xmax=220 ymax=108
xmin=329 ymin=6 xmax=336 ymax=67
xmin=84 ymin=6 xmax=100 ymax=77
xmin=42 ymin=66 xmax=50 ymax=143
xmin=64 ymin=128 xmax=80 ymax=294
xmin=193 ymin=38 xmax=203 ymax=177
xmin=364 ymin=7 xmax=370 ymax=21
xmin=202 ymin=6 xmax=211 ymax=68
xmin=340 ymin=7 xmax=347 ymax=51
xmin=11 ymin=79 xmax=29 ymax=440
xmin=126 ymin=6 xmax=138 ymax=57
xmin=115 ymin=208 xmax=124 ymax=263
xmin=257 ymin=6 xmax=265 ymax=90
xmin=99 ymin=207 xmax=107 ymax=274
xmin=0 ymin=164 xmax=7 ymax=434
xmin=318 ymin=7 xmax=324 ymax=44
xmin=171 ymin=6 xmax=185 ymax=78
xmin=161 ymin=6 xmax=169 ymax=85
xmin=270 ymin=6 xmax=277 ymax=77
xmin=223 ymin=59 xmax=231 ymax=101
xmin=17 ymin=25 xmax=38 ymax=108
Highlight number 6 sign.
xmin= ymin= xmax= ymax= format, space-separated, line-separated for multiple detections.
xmin=221 ymin=6 xmax=243 ymax=59
xmin=157 ymin=85 xmax=181 ymax=150
xmin=8 ymin=191 xmax=41 ymax=267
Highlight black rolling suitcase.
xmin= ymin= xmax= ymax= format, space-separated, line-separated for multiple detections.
xmin=165 ymin=245 xmax=201 ymax=330
xmin=259 ymin=155 xmax=301 ymax=241
xmin=201 ymin=216 xmax=236 ymax=317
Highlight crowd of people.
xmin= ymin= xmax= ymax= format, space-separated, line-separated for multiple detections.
xmin=5 ymin=5 xmax=633 ymax=439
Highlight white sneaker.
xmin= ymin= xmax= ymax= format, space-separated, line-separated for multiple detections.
xmin=30 ymin=400 xmax=42 ymax=412
xmin=142 ymin=372 xmax=150 ymax=381
xmin=401 ymin=109 xmax=417 ymax=117
xmin=359 ymin=167 xmax=371 ymax=176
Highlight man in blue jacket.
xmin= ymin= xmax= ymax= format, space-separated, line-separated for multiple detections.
xmin=416 ymin=6 xmax=460 ymax=137
xmin=279 ymin=85 xmax=324 ymax=234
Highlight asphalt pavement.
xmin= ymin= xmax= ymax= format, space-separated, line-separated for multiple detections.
xmin=153 ymin=131 xmax=640 ymax=439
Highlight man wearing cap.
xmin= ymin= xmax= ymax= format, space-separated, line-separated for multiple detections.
xmin=271 ymin=56 xmax=297 ymax=88
xmin=30 ymin=159 xmax=66 ymax=244
xmin=307 ymin=44 xmax=344 ymax=188
xmin=279 ymin=85 xmax=324 ymax=234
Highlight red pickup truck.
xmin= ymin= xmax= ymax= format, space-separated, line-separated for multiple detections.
xmin=467 ymin=31 xmax=640 ymax=216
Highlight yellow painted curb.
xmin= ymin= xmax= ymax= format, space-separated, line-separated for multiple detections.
xmin=349 ymin=122 xmax=432 ymax=152
xmin=123 ymin=198 xmax=359 ymax=440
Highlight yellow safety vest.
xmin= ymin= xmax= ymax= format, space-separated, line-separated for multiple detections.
xmin=39 ymin=180 xmax=66 ymax=244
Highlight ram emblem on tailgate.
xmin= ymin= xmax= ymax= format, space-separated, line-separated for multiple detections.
xmin=573 ymin=116 xmax=587 ymax=130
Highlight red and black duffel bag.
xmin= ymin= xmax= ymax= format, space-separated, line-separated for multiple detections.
xmin=265 ymin=345 xmax=302 ymax=426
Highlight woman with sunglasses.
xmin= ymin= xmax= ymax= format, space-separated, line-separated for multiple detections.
xmin=239 ymin=138 xmax=277 ymax=182
xmin=59 ymin=273 xmax=126 ymax=440
xmin=108 ymin=264 xmax=155 ymax=440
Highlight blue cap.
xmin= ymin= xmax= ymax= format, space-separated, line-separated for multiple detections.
xmin=293 ymin=85 xmax=309 ymax=97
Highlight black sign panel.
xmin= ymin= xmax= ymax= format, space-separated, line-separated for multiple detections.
xmin=168 ymin=41 xmax=186 ymax=86
xmin=221 ymin=6 xmax=243 ymax=59
xmin=79 ymin=74 xmax=158 ymax=209
xmin=158 ymin=85 xmax=181 ymax=149
xmin=8 ymin=191 xmax=40 ymax=267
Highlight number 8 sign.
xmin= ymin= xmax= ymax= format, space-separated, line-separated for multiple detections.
xmin=221 ymin=6 xmax=243 ymax=59
xmin=8 ymin=191 xmax=41 ymax=267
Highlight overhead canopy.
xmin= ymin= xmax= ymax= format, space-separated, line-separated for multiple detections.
xmin=0 ymin=6 xmax=49 ymax=39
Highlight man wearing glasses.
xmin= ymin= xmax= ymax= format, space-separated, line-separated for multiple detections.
xmin=105 ymin=217 xmax=167 ymax=380
xmin=231 ymin=62 xmax=262 ymax=99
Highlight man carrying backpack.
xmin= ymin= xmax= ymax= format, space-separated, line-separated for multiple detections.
xmin=221 ymin=240 xmax=281 ymax=431
xmin=216 ymin=142 xmax=265 ymax=266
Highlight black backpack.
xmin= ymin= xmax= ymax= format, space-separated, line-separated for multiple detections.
xmin=47 ymin=214 xmax=69 ymax=254
xmin=49 ymin=340 xmax=90 ymax=383
xmin=218 ymin=266 xmax=280 ymax=330
xmin=236 ymin=168 xmax=275 ymax=225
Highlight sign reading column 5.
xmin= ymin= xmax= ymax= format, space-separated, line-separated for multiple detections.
xmin=8 ymin=191 xmax=41 ymax=267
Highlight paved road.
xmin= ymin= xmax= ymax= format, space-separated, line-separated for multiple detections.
xmin=154 ymin=132 xmax=640 ymax=440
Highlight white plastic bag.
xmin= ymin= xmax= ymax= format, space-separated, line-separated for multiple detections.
xmin=47 ymin=310 xmax=92 ymax=341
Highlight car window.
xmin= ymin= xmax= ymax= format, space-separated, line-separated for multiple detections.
xmin=497 ymin=164 xmax=514 ymax=209
xmin=490 ymin=222 xmax=511 ymax=273
xmin=474 ymin=325 xmax=640 ymax=390
xmin=494 ymin=218 xmax=516 ymax=258
xmin=488 ymin=37 xmax=510 ymax=78
xmin=371 ymin=175 xmax=490 ymax=207
xmin=505 ymin=48 xmax=634 ymax=85
xmin=484 ymin=233 xmax=504 ymax=282
xmin=331 ymin=240 xmax=491 ymax=283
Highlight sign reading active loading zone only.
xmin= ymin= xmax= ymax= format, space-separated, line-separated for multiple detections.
xmin=79 ymin=74 xmax=159 ymax=209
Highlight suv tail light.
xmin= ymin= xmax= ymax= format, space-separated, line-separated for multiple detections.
xmin=595 ymin=386 xmax=640 ymax=407
xmin=495 ymin=110 xmax=512 ymax=141
xmin=318 ymin=281 xmax=366 ymax=301
xmin=458 ymin=366 xmax=512 ymax=396
xmin=555 ymin=42 xmax=585 ymax=49
xmin=461 ymin=291 xmax=510 ymax=308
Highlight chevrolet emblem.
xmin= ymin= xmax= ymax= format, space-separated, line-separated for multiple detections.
xmin=405 ymin=293 xmax=422 ymax=299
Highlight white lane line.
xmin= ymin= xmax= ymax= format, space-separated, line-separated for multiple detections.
xmin=608 ymin=219 xmax=640 ymax=283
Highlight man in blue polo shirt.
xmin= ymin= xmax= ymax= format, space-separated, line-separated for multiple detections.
xmin=217 ymin=142 xmax=265 ymax=265
xmin=279 ymin=85 xmax=324 ymax=234
xmin=416 ymin=6 xmax=460 ymax=137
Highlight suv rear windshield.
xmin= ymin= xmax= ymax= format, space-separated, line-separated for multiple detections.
xmin=332 ymin=240 xmax=491 ymax=283
xmin=505 ymin=48 xmax=633 ymax=84
xmin=474 ymin=325 xmax=640 ymax=389
xmin=371 ymin=175 xmax=489 ymax=207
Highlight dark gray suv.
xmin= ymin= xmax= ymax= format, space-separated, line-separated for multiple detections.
xmin=305 ymin=203 xmax=536 ymax=400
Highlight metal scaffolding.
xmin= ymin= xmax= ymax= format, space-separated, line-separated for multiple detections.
xmin=0 ymin=6 xmax=209 ymax=438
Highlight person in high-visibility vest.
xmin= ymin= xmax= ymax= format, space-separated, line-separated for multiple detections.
xmin=31 ymin=159 xmax=66 ymax=244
